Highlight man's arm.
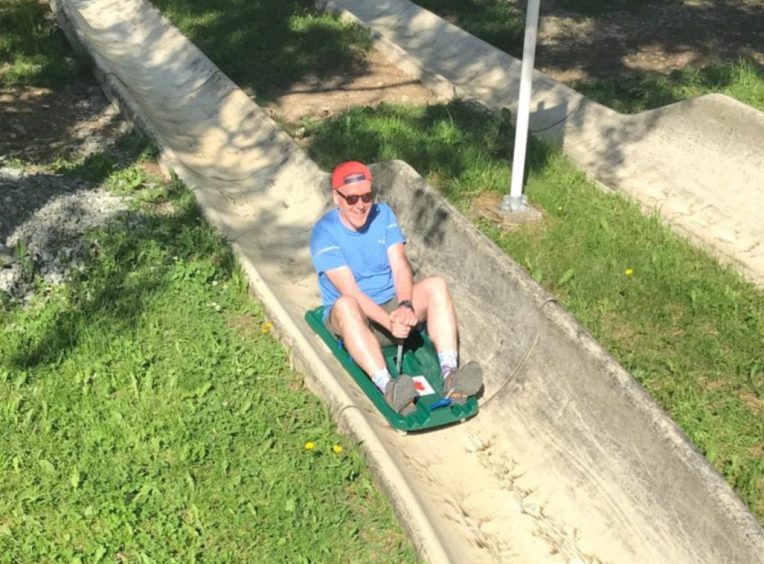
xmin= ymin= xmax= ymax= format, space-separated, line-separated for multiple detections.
xmin=325 ymin=266 xmax=392 ymax=330
xmin=387 ymin=243 xmax=418 ymax=329
xmin=388 ymin=242 xmax=413 ymax=303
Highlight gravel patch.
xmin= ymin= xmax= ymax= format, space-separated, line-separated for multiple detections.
xmin=0 ymin=165 xmax=129 ymax=302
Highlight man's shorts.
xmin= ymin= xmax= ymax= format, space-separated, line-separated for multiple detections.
xmin=325 ymin=298 xmax=406 ymax=347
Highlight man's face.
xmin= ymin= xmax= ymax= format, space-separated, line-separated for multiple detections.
xmin=333 ymin=180 xmax=373 ymax=230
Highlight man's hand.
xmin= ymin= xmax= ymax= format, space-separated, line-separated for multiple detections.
xmin=389 ymin=303 xmax=417 ymax=339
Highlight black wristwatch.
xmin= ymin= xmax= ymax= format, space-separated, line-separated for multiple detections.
xmin=398 ymin=300 xmax=415 ymax=312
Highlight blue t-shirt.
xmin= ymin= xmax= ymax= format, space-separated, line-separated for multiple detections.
xmin=310 ymin=203 xmax=406 ymax=314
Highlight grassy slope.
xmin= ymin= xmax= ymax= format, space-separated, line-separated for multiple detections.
xmin=0 ymin=2 xmax=415 ymax=560
xmin=10 ymin=0 xmax=757 ymax=537
xmin=0 ymin=139 xmax=416 ymax=562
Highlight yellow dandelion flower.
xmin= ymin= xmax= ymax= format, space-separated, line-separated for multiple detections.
xmin=332 ymin=444 xmax=343 ymax=454
xmin=261 ymin=321 xmax=273 ymax=334
xmin=304 ymin=441 xmax=315 ymax=450
xmin=624 ymin=268 xmax=634 ymax=277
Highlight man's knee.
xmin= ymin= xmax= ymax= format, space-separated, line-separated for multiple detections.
xmin=431 ymin=275 xmax=449 ymax=294
xmin=332 ymin=296 xmax=366 ymax=333
xmin=422 ymin=275 xmax=450 ymax=301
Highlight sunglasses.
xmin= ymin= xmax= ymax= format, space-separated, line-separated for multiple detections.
xmin=335 ymin=190 xmax=373 ymax=206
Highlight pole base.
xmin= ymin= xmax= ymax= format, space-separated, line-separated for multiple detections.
xmin=500 ymin=194 xmax=529 ymax=212
xmin=497 ymin=194 xmax=543 ymax=223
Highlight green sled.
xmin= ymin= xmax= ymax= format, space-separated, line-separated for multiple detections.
xmin=305 ymin=306 xmax=479 ymax=432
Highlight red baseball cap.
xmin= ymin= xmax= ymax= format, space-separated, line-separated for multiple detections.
xmin=331 ymin=161 xmax=372 ymax=190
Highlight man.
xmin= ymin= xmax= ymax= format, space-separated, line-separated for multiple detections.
xmin=310 ymin=161 xmax=482 ymax=415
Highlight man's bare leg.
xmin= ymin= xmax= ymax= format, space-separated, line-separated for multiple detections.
xmin=330 ymin=295 xmax=386 ymax=376
xmin=411 ymin=276 xmax=457 ymax=353
xmin=330 ymin=296 xmax=417 ymax=413
xmin=411 ymin=276 xmax=482 ymax=401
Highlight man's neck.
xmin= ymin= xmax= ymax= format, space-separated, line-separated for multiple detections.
xmin=338 ymin=212 xmax=357 ymax=231
xmin=337 ymin=208 xmax=371 ymax=232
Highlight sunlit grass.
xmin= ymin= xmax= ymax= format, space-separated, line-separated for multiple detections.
xmin=0 ymin=136 xmax=416 ymax=561
xmin=577 ymin=59 xmax=764 ymax=112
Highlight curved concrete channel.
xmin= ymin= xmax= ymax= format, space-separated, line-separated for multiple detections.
xmin=53 ymin=0 xmax=764 ymax=561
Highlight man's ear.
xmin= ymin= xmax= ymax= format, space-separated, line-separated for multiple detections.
xmin=331 ymin=190 xmax=340 ymax=206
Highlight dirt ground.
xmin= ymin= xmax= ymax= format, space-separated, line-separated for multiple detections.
xmin=533 ymin=0 xmax=763 ymax=83
xmin=0 ymin=84 xmax=125 ymax=165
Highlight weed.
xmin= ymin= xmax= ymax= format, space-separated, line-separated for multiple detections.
xmin=2 ymin=156 xmax=25 ymax=170
xmin=12 ymin=240 xmax=34 ymax=278
xmin=107 ymin=166 xmax=145 ymax=193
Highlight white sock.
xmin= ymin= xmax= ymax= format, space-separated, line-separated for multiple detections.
xmin=372 ymin=367 xmax=392 ymax=393
xmin=438 ymin=349 xmax=458 ymax=377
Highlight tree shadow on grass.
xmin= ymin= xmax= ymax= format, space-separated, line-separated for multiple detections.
xmin=149 ymin=0 xmax=374 ymax=104
xmin=0 ymin=1 xmax=119 ymax=167
xmin=575 ymin=58 xmax=764 ymax=113
xmin=305 ymin=100 xmax=551 ymax=199
xmin=0 ymin=0 xmax=90 ymax=88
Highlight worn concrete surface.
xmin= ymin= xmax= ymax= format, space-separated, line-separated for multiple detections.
xmin=321 ymin=0 xmax=764 ymax=288
xmin=53 ymin=0 xmax=764 ymax=561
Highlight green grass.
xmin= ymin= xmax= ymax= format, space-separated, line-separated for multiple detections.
xmin=7 ymin=0 xmax=760 ymax=554
xmin=300 ymin=101 xmax=764 ymax=520
xmin=414 ymin=0 xmax=764 ymax=112
xmin=1 ymin=4 xmax=415 ymax=560
xmin=0 ymin=137 xmax=416 ymax=561
xmin=412 ymin=0 xmax=524 ymax=54
xmin=148 ymin=0 xmax=372 ymax=101
xmin=576 ymin=59 xmax=764 ymax=112
xmin=0 ymin=0 xmax=89 ymax=87
xmin=553 ymin=0 xmax=671 ymax=16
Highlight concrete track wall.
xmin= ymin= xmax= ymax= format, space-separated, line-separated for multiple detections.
xmin=53 ymin=0 xmax=764 ymax=561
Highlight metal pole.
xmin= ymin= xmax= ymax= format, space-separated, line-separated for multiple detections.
xmin=501 ymin=0 xmax=541 ymax=212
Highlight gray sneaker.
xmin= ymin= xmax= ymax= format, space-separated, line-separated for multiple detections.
xmin=443 ymin=361 xmax=483 ymax=405
xmin=384 ymin=375 xmax=417 ymax=416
